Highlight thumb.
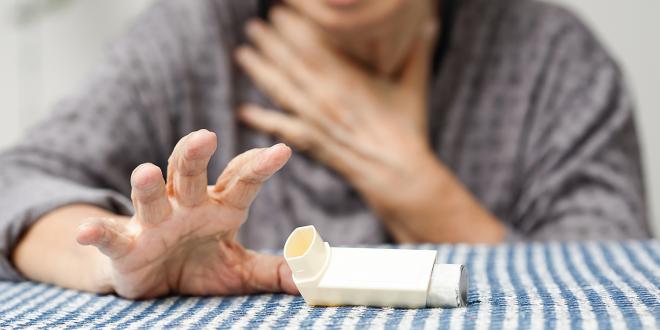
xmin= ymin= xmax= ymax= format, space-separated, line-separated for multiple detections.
xmin=246 ymin=252 xmax=300 ymax=295
xmin=399 ymin=20 xmax=439 ymax=93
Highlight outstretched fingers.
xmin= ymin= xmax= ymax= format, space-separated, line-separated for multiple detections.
xmin=77 ymin=217 xmax=134 ymax=260
xmin=131 ymin=163 xmax=171 ymax=226
xmin=213 ymin=144 xmax=292 ymax=210
xmin=167 ymin=129 xmax=217 ymax=207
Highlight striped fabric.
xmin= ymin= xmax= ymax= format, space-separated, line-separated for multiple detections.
xmin=1 ymin=241 xmax=659 ymax=329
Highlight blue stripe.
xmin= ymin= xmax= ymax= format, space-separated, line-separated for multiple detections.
xmin=97 ymin=299 xmax=161 ymax=328
xmin=164 ymin=297 xmax=208 ymax=327
xmin=525 ymin=244 xmax=555 ymax=330
xmin=245 ymin=294 xmax=284 ymax=329
xmin=409 ymin=307 xmax=432 ymax=329
xmin=64 ymin=296 xmax=122 ymax=329
xmin=0 ymin=284 xmax=51 ymax=315
xmin=135 ymin=296 xmax=187 ymax=329
xmin=578 ymin=244 xmax=642 ymax=329
xmin=640 ymin=242 xmax=660 ymax=270
xmin=42 ymin=294 xmax=97 ymax=328
xmin=189 ymin=296 xmax=235 ymax=328
xmin=0 ymin=283 xmax=39 ymax=308
xmin=270 ymin=296 xmax=306 ymax=328
xmin=598 ymin=243 xmax=659 ymax=322
xmin=619 ymin=244 xmax=660 ymax=288
xmin=18 ymin=290 xmax=81 ymax=327
xmin=560 ymin=244 xmax=611 ymax=330
xmin=543 ymin=244 xmax=580 ymax=329
xmin=217 ymin=294 xmax=260 ymax=329
xmin=508 ymin=245 xmax=532 ymax=329
xmin=354 ymin=306 xmax=385 ymax=329
xmin=383 ymin=310 xmax=412 ymax=330
xmin=298 ymin=304 xmax=325 ymax=328
xmin=0 ymin=287 xmax=67 ymax=327
xmin=485 ymin=246 xmax=505 ymax=330
xmin=324 ymin=305 xmax=354 ymax=328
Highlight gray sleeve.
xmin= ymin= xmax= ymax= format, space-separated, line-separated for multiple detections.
xmin=509 ymin=10 xmax=649 ymax=241
xmin=0 ymin=0 xmax=214 ymax=280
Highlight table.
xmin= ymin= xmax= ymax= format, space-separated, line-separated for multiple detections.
xmin=1 ymin=241 xmax=659 ymax=329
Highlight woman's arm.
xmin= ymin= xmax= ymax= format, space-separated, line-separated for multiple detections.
xmin=11 ymin=131 xmax=298 ymax=298
xmin=12 ymin=205 xmax=122 ymax=292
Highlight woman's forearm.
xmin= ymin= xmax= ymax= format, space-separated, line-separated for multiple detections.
xmin=11 ymin=204 xmax=120 ymax=292
xmin=374 ymin=157 xmax=506 ymax=244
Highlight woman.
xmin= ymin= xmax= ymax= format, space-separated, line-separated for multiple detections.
xmin=0 ymin=0 xmax=649 ymax=299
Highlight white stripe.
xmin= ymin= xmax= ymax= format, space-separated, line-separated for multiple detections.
xmin=497 ymin=244 xmax=518 ymax=329
xmin=279 ymin=302 xmax=312 ymax=328
xmin=628 ymin=243 xmax=660 ymax=278
xmin=0 ymin=282 xmax=32 ymax=303
xmin=339 ymin=305 xmax=367 ymax=330
xmin=150 ymin=297 xmax=204 ymax=328
xmin=514 ymin=243 xmax=543 ymax=329
xmin=86 ymin=298 xmax=146 ymax=327
xmin=393 ymin=308 xmax=418 ymax=329
xmin=423 ymin=308 xmax=449 ymax=330
xmin=566 ymin=244 xmax=625 ymax=327
xmin=36 ymin=292 xmax=96 ymax=327
xmin=175 ymin=298 xmax=220 ymax=328
xmin=309 ymin=304 xmax=339 ymax=328
xmin=548 ymin=243 xmax=598 ymax=330
xmin=0 ymin=286 xmax=62 ymax=321
xmin=58 ymin=295 xmax=117 ymax=329
xmin=123 ymin=298 xmax=185 ymax=330
xmin=609 ymin=243 xmax=660 ymax=302
xmin=229 ymin=294 xmax=275 ymax=330
xmin=12 ymin=289 xmax=79 ymax=327
xmin=203 ymin=296 xmax=250 ymax=327
xmin=364 ymin=307 xmax=395 ymax=330
xmin=585 ymin=243 xmax=655 ymax=329
xmin=530 ymin=243 xmax=570 ymax=328
xmin=450 ymin=244 xmax=485 ymax=330
xmin=257 ymin=295 xmax=295 ymax=330
xmin=0 ymin=283 xmax=49 ymax=315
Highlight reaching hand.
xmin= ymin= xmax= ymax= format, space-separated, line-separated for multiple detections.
xmin=76 ymin=129 xmax=297 ymax=299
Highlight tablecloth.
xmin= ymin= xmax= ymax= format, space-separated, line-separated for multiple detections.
xmin=1 ymin=241 xmax=659 ymax=329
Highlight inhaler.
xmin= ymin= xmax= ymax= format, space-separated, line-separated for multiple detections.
xmin=283 ymin=225 xmax=468 ymax=308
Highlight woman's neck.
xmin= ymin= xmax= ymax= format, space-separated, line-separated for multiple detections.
xmin=325 ymin=0 xmax=438 ymax=77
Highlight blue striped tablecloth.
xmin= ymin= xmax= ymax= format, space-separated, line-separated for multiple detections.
xmin=1 ymin=241 xmax=659 ymax=329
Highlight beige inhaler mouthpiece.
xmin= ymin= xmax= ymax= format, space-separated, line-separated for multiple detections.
xmin=283 ymin=225 xmax=468 ymax=308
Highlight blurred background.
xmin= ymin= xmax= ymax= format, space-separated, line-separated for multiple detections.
xmin=0 ymin=0 xmax=658 ymax=237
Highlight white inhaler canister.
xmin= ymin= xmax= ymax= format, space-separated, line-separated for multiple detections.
xmin=283 ymin=225 xmax=468 ymax=308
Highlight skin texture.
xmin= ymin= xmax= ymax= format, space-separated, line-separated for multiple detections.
xmin=12 ymin=0 xmax=503 ymax=299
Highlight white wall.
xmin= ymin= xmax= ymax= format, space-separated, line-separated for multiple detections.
xmin=0 ymin=0 xmax=658 ymax=236
xmin=0 ymin=0 xmax=155 ymax=146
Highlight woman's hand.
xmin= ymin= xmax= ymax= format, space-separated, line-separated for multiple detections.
xmin=236 ymin=8 xmax=505 ymax=243
xmin=236 ymin=7 xmax=438 ymax=215
xmin=76 ymin=129 xmax=297 ymax=299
